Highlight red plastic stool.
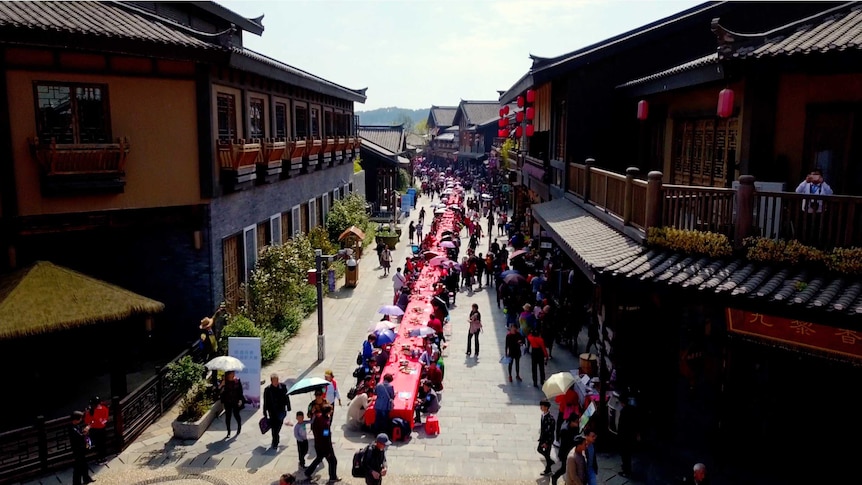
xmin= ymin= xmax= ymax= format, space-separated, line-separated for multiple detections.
xmin=425 ymin=414 xmax=440 ymax=435
xmin=391 ymin=425 xmax=403 ymax=442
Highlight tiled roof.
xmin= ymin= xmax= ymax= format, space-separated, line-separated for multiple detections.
xmin=616 ymin=53 xmax=718 ymax=88
xmin=358 ymin=125 xmax=405 ymax=155
xmin=0 ymin=1 xmax=217 ymax=49
xmin=231 ymin=47 xmax=367 ymax=102
xmin=406 ymin=133 xmax=427 ymax=147
xmin=532 ymin=198 xmax=645 ymax=277
xmin=720 ymin=3 xmax=862 ymax=59
xmin=430 ymin=106 xmax=457 ymax=127
xmin=459 ymin=101 xmax=501 ymax=127
xmin=603 ymin=249 xmax=862 ymax=320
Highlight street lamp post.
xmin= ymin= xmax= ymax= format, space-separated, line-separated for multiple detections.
xmin=315 ymin=249 xmax=326 ymax=361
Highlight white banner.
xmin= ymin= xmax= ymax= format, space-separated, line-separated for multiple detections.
xmin=228 ymin=337 xmax=261 ymax=409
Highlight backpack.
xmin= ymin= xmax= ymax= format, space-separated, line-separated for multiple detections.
xmin=351 ymin=444 xmax=372 ymax=477
xmin=391 ymin=417 xmax=411 ymax=441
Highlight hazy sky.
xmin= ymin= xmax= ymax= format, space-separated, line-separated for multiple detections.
xmin=219 ymin=0 xmax=705 ymax=111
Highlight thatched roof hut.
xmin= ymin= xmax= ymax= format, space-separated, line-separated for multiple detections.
xmin=0 ymin=261 xmax=165 ymax=340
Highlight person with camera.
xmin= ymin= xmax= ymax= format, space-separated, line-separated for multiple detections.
xmin=795 ymin=168 xmax=833 ymax=213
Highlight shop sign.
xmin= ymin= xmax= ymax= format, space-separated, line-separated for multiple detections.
xmin=725 ymin=308 xmax=862 ymax=360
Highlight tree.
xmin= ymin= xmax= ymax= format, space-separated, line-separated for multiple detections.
xmin=394 ymin=112 xmax=414 ymax=132
xmin=413 ymin=119 xmax=429 ymax=135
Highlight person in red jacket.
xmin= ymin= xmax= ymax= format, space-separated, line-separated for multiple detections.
xmin=527 ymin=328 xmax=549 ymax=387
xmin=84 ymin=396 xmax=109 ymax=465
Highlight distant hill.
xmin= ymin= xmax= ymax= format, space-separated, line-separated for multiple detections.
xmin=357 ymin=107 xmax=429 ymax=131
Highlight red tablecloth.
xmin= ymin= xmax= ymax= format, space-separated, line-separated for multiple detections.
xmin=364 ymin=191 xmax=462 ymax=430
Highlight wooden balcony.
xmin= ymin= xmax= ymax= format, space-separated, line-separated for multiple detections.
xmin=29 ymin=137 xmax=130 ymax=195
xmin=284 ymin=138 xmax=307 ymax=176
xmin=258 ymin=138 xmax=285 ymax=183
xmin=562 ymin=161 xmax=862 ymax=250
xmin=322 ymin=136 xmax=336 ymax=154
xmin=217 ymin=138 xmax=260 ymax=191
xmin=334 ymin=136 xmax=348 ymax=164
xmin=307 ymin=137 xmax=323 ymax=157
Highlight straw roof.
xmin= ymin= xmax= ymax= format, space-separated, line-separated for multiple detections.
xmin=0 ymin=261 xmax=165 ymax=340
xmin=338 ymin=225 xmax=366 ymax=241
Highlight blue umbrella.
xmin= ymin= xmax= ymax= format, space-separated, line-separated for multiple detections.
xmin=375 ymin=328 xmax=397 ymax=346
xmin=287 ymin=377 xmax=329 ymax=395
xmin=409 ymin=326 xmax=437 ymax=338
xmin=499 ymin=269 xmax=518 ymax=278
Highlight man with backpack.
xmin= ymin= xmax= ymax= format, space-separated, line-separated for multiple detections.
xmin=362 ymin=433 xmax=390 ymax=484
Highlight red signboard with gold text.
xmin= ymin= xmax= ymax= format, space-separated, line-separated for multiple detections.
xmin=725 ymin=308 xmax=862 ymax=361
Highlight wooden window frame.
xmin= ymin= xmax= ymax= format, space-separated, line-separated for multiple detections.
xmin=222 ymin=235 xmax=241 ymax=308
xmin=294 ymin=102 xmax=309 ymax=138
xmin=242 ymin=224 xmax=257 ymax=283
xmin=291 ymin=205 xmax=301 ymax=237
xmin=321 ymin=192 xmax=330 ymax=224
xmin=248 ymin=94 xmax=268 ymax=139
xmin=308 ymin=197 xmax=318 ymax=229
xmin=212 ymin=85 xmax=243 ymax=142
xmin=671 ymin=116 xmax=737 ymax=188
xmin=273 ymin=97 xmax=291 ymax=139
xmin=310 ymin=105 xmax=321 ymax=138
xmin=270 ymin=214 xmax=282 ymax=245
xmin=34 ymin=81 xmax=112 ymax=144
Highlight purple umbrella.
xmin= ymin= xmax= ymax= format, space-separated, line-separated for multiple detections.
xmin=375 ymin=328 xmax=397 ymax=346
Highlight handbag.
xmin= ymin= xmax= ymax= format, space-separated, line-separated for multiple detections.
xmin=259 ymin=416 xmax=271 ymax=434
xmin=356 ymin=351 xmax=363 ymax=365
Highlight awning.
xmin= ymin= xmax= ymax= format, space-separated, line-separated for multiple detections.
xmin=338 ymin=225 xmax=366 ymax=242
xmin=397 ymin=156 xmax=410 ymax=166
xmin=0 ymin=261 xmax=165 ymax=340
xmin=532 ymin=198 xmax=644 ymax=281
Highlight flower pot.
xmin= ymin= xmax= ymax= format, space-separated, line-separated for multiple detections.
xmin=377 ymin=235 xmax=399 ymax=249
xmin=171 ymin=401 xmax=224 ymax=441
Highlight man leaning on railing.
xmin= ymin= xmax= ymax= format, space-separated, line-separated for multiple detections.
xmin=795 ymin=168 xmax=833 ymax=213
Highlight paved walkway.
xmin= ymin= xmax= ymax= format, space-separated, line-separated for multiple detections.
xmin=18 ymin=194 xmax=644 ymax=485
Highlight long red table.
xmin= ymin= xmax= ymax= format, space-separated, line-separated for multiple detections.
xmin=364 ymin=190 xmax=461 ymax=430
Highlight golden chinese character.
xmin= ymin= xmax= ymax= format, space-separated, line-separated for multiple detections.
xmin=790 ymin=320 xmax=815 ymax=336
xmin=748 ymin=313 xmax=773 ymax=327
xmin=835 ymin=329 xmax=862 ymax=345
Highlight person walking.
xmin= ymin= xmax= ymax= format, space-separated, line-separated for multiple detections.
xmin=537 ymin=400 xmax=556 ymax=476
xmin=263 ymin=373 xmax=291 ymax=449
xmin=617 ymin=394 xmax=639 ymax=478
xmin=551 ymin=414 xmax=580 ymax=485
xmin=565 ymin=436 xmax=588 ymax=485
xmin=293 ymin=411 xmax=310 ymax=469
xmin=408 ymin=221 xmax=416 ymax=244
xmin=391 ymin=268 xmax=407 ymax=302
xmin=466 ymin=303 xmax=482 ymax=357
xmin=305 ymin=405 xmax=340 ymax=482
xmin=527 ymin=328 xmax=549 ymax=387
xmin=84 ymin=396 xmax=109 ymax=465
xmin=381 ymin=246 xmax=393 ymax=276
xmin=583 ymin=428 xmax=599 ymax=485
xmin=373 ymin=374 xmax=395 ymax=435
xmin=505 ymin=325 xmax=524 ymax=382
xmin=219 ymin=370 xmax=244 ymax=438
xmin=365 ymin=433 xmax=391 ymax=485
xmin=69 ymin=411 xmax=94 ymax=485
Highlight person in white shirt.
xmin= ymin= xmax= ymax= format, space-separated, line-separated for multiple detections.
xmin=323 ymin=369 xmax=342 ymax=407
xmin=795 ymin=168 xmax=833 ymax=213
xmin=392 ymin=267 xmax=407 ymax=301
xmin=345 ymin=392 xmax=369 ymax=431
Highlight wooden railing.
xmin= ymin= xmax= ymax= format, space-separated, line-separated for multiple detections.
xmin=307 ymin=137 xmax=323 ymax=157
xmin=217 ymin=138 xmax=261 ymax=171
xmin=262 ymin=138 xmax=286 ymax=162
xmin=30 ymin=137 xmax=130 ymax=175
xmin=0 ymin=347 xmax=196 ymax=485
xmin=322 ymin=137 xmax=336 ymax=154
xmin=335 ymin=136 xmax=347 ymax=152
xmin=563 ymin=160 xmax=862 ymax=249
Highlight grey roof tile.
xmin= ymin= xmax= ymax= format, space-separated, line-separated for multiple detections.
xmin=430 ymin=106 xmax=457 ymax=128
xmin=0 ymin=1 xmax=216 ymax=48
xmin=357 ymin=125 xmax=405 ymax=155
xmin=459 ymin=101 xmax=502 ymax=127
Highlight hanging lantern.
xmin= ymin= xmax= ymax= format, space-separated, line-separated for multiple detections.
xmin=515 ymin=126 xmax=523 ymax=138
xmin=526 ymin=89 xmax=536 ymax=103
xmin=526 ymin=107 xmax=535 ymax=121
xmin=503 ymin=105 xmax=510 ymax=115
xmin=637 ymin=100 xmax=649 ymax=121
xmin=501 ymin=128 xmax=510 ymax=138
xmin=498 ymin=129 xmax=505 ymax=138
xmin=526 ymin=124 xmax=535 ymax=137
xmin=717 ymin=88 xmax=735 ymax=118
xmin=498 ymin=118 xmax=507 ymax=128
xmin=499 ymin=108 xmax=504 ymax=117
xmin=516 ymin=111 xmax=524 ymax=123
xmin=517 ymin=96 xmax=524 ymax=108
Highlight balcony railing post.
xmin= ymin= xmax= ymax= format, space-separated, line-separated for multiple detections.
xmin=35 ymin=415 xmax=47 ymax=470
xmin=735 ymin=175 xmax=756 ymax=247
xmin=584 ymin=158 xmax=594 ymax=204
xmin=645 ymin=171 xmax=663 ymax=230
xmin=624 ymin=167 xmax=639 ymax=225
xmin=155 ymin=365 xmax=164 ymax=415
xmin=112 ymin=395 xmax=123 ymax=451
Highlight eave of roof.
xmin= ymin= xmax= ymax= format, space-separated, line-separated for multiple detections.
xmin=499 ymin=71 xmax=534 ymax=105
xmin=229 ymin=47 xmax=367 ymax=103
xmin=192 ymin=1 xmax=264 ymax=35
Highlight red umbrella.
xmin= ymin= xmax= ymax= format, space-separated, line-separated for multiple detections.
xmin=509 ymin=249 xmax=528 ymax=259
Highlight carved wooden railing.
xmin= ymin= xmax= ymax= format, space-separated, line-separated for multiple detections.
xmin=563 ymin=160 xmax=862 ymax=249
xmin=335 ymin=136 xmax=347 ymax=152
xmin=217 ymin=138 xmax=261 ymax=171
xmin=30 ymin=137 xmax=130 ymax=175
xmin=307 ymin=137 xmax=323 ymax=157
xmin=287 ymin=138 xmax=307 ymax=159
xmin=262 ymin=138 xmax=286 ymax=162
xmin=322 ymin=136 xmax=336 ymax=154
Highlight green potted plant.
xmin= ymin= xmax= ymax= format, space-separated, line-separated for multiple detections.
xmin=376 ymin=226 xmax=400 ymax=249
xmin=167 ymin=355 xmax=223 ymax=440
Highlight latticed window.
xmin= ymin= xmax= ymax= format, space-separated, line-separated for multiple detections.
xmin=310 ymin=108 xmax=320 ymax=138
xmin=249 ymin=97 xmax=264 ymax=138
xmin=222 ymin=235 xmax=240 ymax=308
xmin=216 ymin=93 xmax=237 ymax=141
xmin=275 ymin=103 xmax=287 ymax=139
xmin=35 ymin=82 xmax=110 ymax=144
xmin=295 ymin=106 xmax=308 ymax=138
xmin=672 ymin=117 xmax=738 ymax=187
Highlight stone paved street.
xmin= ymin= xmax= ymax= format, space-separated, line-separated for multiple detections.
xmin=17 ymin=194 xmax=641 ymax=485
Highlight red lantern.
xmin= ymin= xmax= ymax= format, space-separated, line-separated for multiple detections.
xmin=526 ymin=89 xmax=536 ymax=103
xmin=526 ymin=124 xmax=535 ymax=137
xmin=637 ymin=100 xmax=649 ymax=121
xmin=499 ymin=108 xmax=505 ymax=117
xmin=498 ymin=118 xmax=507 ymax=128
xmin=526 ymin=107 xmax=535 ymax=121
xmin=517 ymin=96 xmax=524 ymax=108
xmin=501 ymin=128 xmax=510 ymax=138
xmin=717 ymin=88 xmax=734 ymax=118
xmin=516 ymin=111 xmax=524 ymax=123
xmin=503 ymin=105 xmax=510 ymax=115
xmin=515 ymin=126 xmax=523 ymax=138
xmin=497 ymin=129 xmax=504 ymax=138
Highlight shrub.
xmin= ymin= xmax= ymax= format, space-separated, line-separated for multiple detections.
xmin=177 ymin=381 xmax=213 ymax=422
xmin=308 ymin=226 xmax=337 ymax=255
xmin=397 ymin=168 xmax=410 ymax=190
xmin=261 ymin=327 xmax=288 ymax=365
xmin=326 ymin=193 xmax=370 ymax=242
xmin=166 ymin=356 xmax=210 ymax=422
xmin=647 ymin=227 xmax=733 ymax=258
xmin=219 ymin=314 xmax=263 ymax=352
xmin=273 ymin=305 xmax=305 ymax=336
xmin=299 ymin=285 xmax=318 ymax=314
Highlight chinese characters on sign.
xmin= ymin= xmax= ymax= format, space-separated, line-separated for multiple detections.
xmin=725 ymin=308 xmax=862 ymax=360
xmin=228 ymin=337 xmax=262 ymax=408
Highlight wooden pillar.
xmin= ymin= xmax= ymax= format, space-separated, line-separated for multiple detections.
xmin=111 ymin=395 xmax=124 ymax=452
xmin=623 ymin=166 xmax=639 ymax=225
xmin=645 ymin=171 xmax=663 ymax=230
xmin=734 ymin=175 xmax=756 ymax=247
xmin=583 ymin=158 xmax=594 ymax=204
